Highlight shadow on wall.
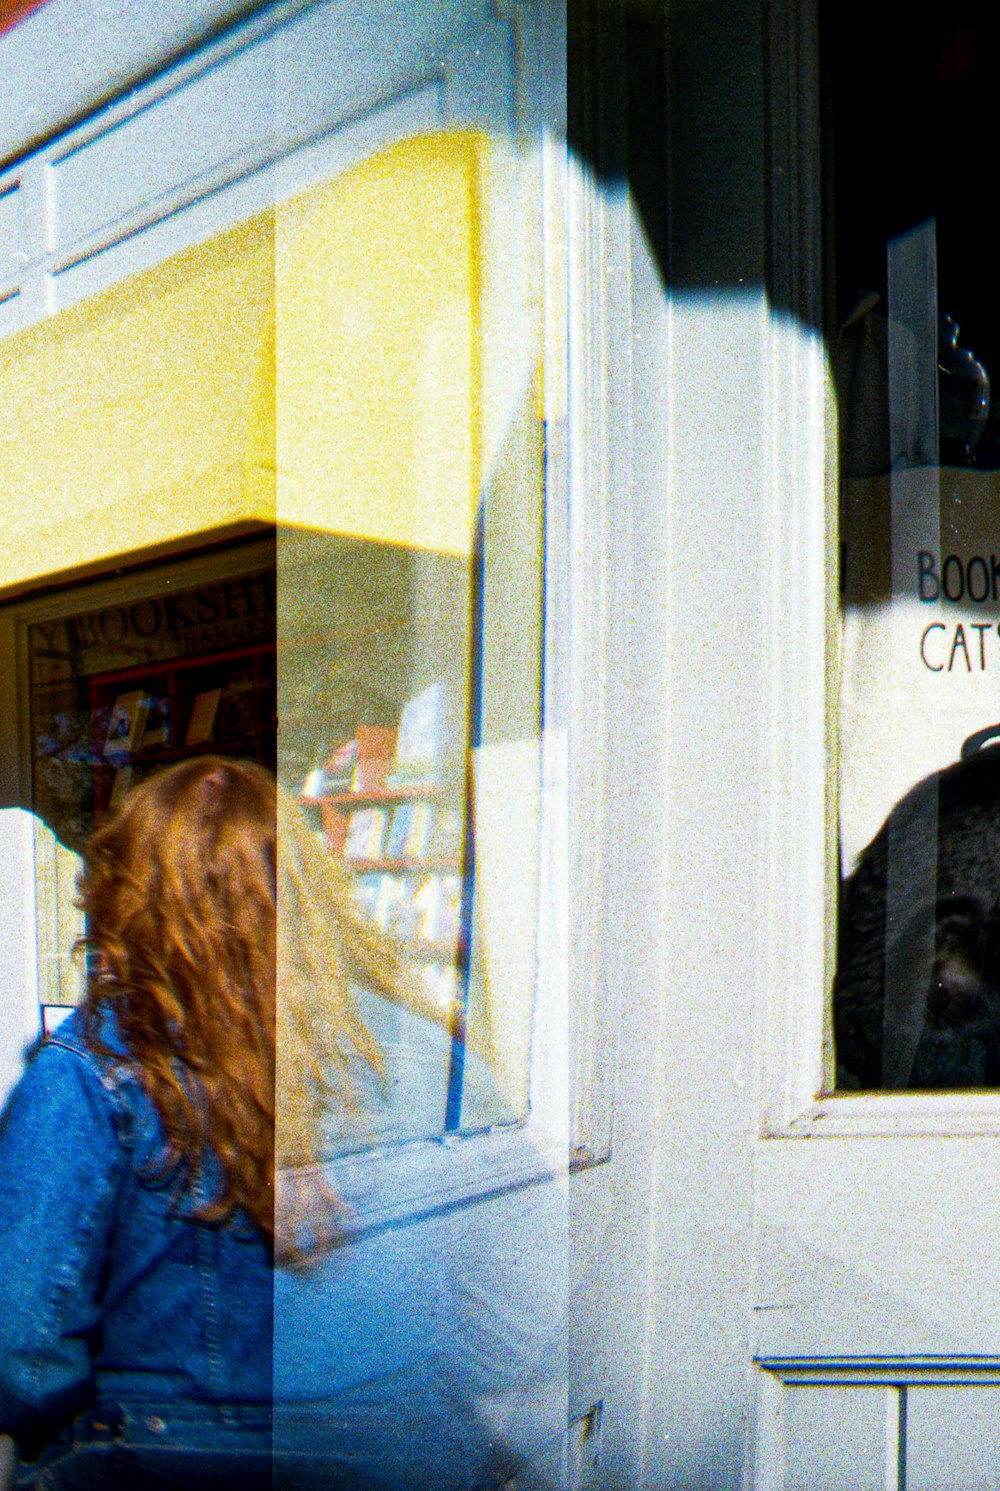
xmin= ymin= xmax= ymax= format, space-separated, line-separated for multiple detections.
xmin=568 ymin=0 xmax=765 ymax=304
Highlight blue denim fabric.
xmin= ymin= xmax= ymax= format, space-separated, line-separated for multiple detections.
xmin=0 ymin=1005 xmax=567 ymax=1490
xmin=0 ymin=1010 xmax=273 ymax=1482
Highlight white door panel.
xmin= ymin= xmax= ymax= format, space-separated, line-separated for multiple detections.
xmin=907 ymin=1388 xmax=1000 ymax=1490
xmin=780 ymin=1385 xmax=897 ymax=1491
xmin=746 ymin=2 xmax=1000 ymax=1485
xmin=755 ymin=1142 xmax=1000 ymax=1357
xmin=757 ymin=1373 xmax=1000 ymax=1490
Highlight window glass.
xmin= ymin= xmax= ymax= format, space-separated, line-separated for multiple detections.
xmin=27 ymin=561 xmax=276 ymax=1009
xmin=18 ymin=130 xmax=544 ymax=1140
xmin=829 ymin=2 xmax=1000 ymax=1089
xmin=274 ymin=134 xmax=544 ymax=1141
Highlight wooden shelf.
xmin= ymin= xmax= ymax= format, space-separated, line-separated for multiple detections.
xmin=309 ymin=783 xmax=442 ymax=810
xmin=342 ymin=856 xmax=461 ymax=875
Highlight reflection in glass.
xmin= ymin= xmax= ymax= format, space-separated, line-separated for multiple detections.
xmin=27 ymin=562 xmax=276 ymax=1007
xmin=10 ymin=70 xmax=564 ymax=1481
xmin=828 ymin=2 xmax=1000 ymax=1089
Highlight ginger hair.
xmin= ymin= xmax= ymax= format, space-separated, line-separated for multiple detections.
xmin=78 ymin=754 xmax=444 ymax=1253
xmin=79 ymin=757 xmax=279 ymax=1239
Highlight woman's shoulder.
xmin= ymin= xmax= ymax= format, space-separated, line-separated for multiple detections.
xmin=42 ymin=1004 xmax=130 ymax=1066
xmin=0 ymin=1010 xmax=136 ymax=1173
xmin=18 ymin=1006 xmax=140 ymax=1122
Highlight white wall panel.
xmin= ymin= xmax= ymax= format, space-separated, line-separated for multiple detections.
xmin=907 ymin=1387 xmax=1000 ymax=1490
xmin=782 ymin=1386 xmax=897 ymax=1491
xmin=272 ymin=0 xmax=493 ymax=138
xmin=47 ymin=0 xmax=495 ymax=264
xmin=50 ymin=41 xmax=280 ymax=256
xmin=757 ymin=1371 xmax=1000 ymax=1489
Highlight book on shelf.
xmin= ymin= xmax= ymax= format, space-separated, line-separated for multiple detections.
xmin=343 ymin=806 xmax=390 ymax=861
xmin=347 ymin=868 xmax=461 ymax=956
xmin=388 ymin=682 xmax=445 ymax=787
xmin=403 ymin=801 xmax=436 ymax=859
xmin=428 ymin=806 xmax=463 ymax=859
xmin=382 ymin=801 xmax=438 ymax=861
xmin=384 ymin=802 xmax=416 ymax=859
xmin=304 ymin=738 xmax=357 ymax=798
xmin=184 ymin=688 xmax=222 ymax=746
xmin=351 ymin=725 xmax=397 ymax=794
xmin=351 ymin=872 xmax=383 ymax=918
xmin=141 ymin=694 xmax=170 ymax=750
xmin=108 ymin=764 xmax=135 ymax=811
xmin=302 ymin=768 xmax=325 ymax=800
xmin=215 ymin=672 xmax=257 ymax=740
xmin=326 ymin=736 xmax=357 ymax=793
xmin=413 ymin=872 xmax=462 ymax=944
xmin=371 ymin=874 xmax=417 ymax=939
xmin=103 ymin=690 xmax=150 ymax=757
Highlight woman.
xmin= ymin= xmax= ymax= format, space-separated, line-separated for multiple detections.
xmin=0 ymin=755 xmax=563 ymax=1489
xmin=0 ymin=756 xmax=417 ymax=1488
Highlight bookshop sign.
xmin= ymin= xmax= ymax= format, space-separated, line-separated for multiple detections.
xmin=839 ymin=468 xmax=1000 ymax=871
xmin=30 ymin=572 xmax=276 ymax=684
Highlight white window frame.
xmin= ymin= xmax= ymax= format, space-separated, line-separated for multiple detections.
xmin=757 ymin=0 xmax=1000 ymax=1140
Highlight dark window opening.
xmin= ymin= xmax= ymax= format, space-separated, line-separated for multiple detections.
xmin=826 ymin=0 xmax=1000 ymax=1091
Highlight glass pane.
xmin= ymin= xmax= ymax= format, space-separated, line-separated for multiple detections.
xmin=20 ymin=132 xmax=545 ymax=1142
xmin=274 ymin=133 xmax=544 ymax=1143
xmin=3 ymin=19 xmax=566 ymax=1491
xmin=829 ymin=3 xmax=1000 ymax=1089
xmin=27 ymin=562 xmax=276 ymax=1009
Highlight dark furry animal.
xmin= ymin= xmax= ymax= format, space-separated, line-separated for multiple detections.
xmin=834 ymin=751 xmax=1000 ymax=1089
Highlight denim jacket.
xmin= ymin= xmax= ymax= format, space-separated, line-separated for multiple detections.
xmin=0 ymin=1010 xmax=272 ymax=1465
xmin=0 ymin=1004 xmax=567 ymax=1490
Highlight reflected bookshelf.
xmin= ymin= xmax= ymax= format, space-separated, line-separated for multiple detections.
xmin=89 ymin=642 xmax=276 ymax=816
xmin=301 ymin=680 xmax=467 ymax=1001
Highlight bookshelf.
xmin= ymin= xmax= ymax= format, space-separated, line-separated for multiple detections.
xmin=89 ymin=641 xmax=276 ymax=816
xmin=303 ymin=682 xmax=467 ymax=1001
xmin=317 ymin=788 xmax=463 ymax=946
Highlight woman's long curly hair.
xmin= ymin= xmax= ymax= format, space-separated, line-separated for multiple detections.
xmin=78 ymin=755 xmax=440 ymax=1254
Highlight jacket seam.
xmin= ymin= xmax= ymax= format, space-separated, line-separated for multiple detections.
xmin=24 ymin=1056 xmax=128 ymax=1413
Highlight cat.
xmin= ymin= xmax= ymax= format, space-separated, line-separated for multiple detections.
xmin=834 ymin=748 xmax=1000 ymax=1089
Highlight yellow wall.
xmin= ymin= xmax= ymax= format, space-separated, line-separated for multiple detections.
xmin=0 ymin=131 xmax=486 ymax=594
xmin=0 ymin=213 xmax=276 ymax=591
xmin=275 ymin=133 xmax=482 ymax=556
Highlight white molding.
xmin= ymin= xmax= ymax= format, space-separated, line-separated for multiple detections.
xmin=560 ymin=62 xmax=633 ymax=1173
xmin=758 ymin=1356 xmax=1000 ymax=1386
xmin=757 ymin=0 xmax=834 ymax=1136
xmin=764 ymin=1089 xmax=1000 ymax=1139
xmin=0 ymin=1 xmax=279 ymax=168
xmin=48 ymin=80 xmax=441 ymax=317
xmin=319 ymin=1118 xmax=566 ymax=1239
xmin=0 ymin=0 xmax=503 ymax=330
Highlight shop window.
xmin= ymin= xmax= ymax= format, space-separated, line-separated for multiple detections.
xmin=1 ymin=122 xmax=547 ymax=1156
xmin=25 ymin=548 xmax=276 ymax=1011
xmin=827 ymin=2 xmax=1000 ymax=1090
